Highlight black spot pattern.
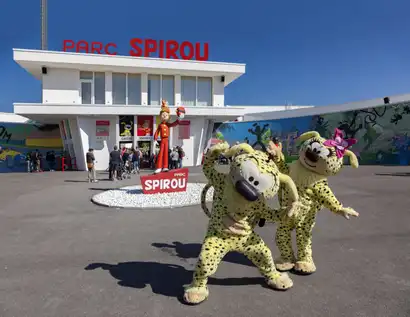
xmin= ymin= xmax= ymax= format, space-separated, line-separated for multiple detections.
xmin=272 ymin=136 xmax=346 ymax=266
xmin=192 ymin=144 xmax=285 ymax=289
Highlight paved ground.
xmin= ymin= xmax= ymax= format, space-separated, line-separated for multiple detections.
xmin=0 ymin=166 xmax=410 ymax=317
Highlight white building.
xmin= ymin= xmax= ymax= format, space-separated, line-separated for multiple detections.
xmin=12 ymin=48 xmax=310 ymax=171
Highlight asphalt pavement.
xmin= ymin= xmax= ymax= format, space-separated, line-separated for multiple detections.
xmin=0 ymin=166 xmax=409 ymax=317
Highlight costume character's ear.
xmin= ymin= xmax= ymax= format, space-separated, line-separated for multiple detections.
xmin=344 ymin=150 xmax=359 ymax=168
xmin=297 ymin=131 xmax=321 ymax=143
xmin=224 ymin=143 xmax=254 ymax=158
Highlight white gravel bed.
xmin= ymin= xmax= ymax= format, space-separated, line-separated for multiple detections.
xmin=91 ymin=182 xmax=214 ymax=209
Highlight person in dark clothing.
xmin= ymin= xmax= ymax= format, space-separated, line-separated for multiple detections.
xmin=26 ymin=152 xmax=32 ymax=173
xmin=31 ymin=150 xmax=41 ymax=172
xmin=86 ymin=148 xmax=98 ymax=182
xmin=46 ymin=150 xmax=56 ymax=171
xmin=109 ymin=145 xmax=121 ymax=181
xmin=177 ymin=146 xmax=185 ymax=168
xmin=122 ymin=149 xmax=130 ymax=164
xmin=132 ymin=148 xmax=141 ymax=173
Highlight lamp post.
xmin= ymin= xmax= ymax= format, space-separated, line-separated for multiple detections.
xmin=41 ymin=0 xmax=47 ymax=50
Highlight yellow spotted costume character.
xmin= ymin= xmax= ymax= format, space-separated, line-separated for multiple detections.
xmin=265 ymin=129 xmax=360 ymax=275
xmin=183 ymin=142 xmax=302 ymax=305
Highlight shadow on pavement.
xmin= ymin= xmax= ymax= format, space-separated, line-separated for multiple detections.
xmin=152 ymin=241 xmax=254 ymax=267
xmin=374 ymin=172 xmax=410 ymax=177
xmin=85 ymin=262 xmax=263 ymax=301
xmin=65 ymin=179 xmax=112 ymax=183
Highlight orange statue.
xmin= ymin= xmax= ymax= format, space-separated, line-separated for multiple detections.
xmin=153 ymin=100 xmax=186 ymax=174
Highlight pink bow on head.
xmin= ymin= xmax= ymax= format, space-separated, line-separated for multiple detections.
xmin=323 ymin=128 xmax=357 ymax=159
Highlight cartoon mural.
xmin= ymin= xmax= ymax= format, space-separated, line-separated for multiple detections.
xmin=0 ymin=122 xmax=64 ymax=173
xmin=214 ymin=101 xmax=410 ymax=165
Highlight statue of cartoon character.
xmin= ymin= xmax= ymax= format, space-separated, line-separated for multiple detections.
xmin=120 ymin=121 xmax=133 ymax=137
xmin=153 ymin=100 xmax=185 ymax=174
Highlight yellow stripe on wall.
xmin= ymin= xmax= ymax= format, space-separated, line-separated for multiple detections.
xmin=25 ymin=138 xmax=63 ymax=148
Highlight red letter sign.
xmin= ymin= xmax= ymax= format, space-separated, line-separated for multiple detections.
xmin=63 ymin=38 xmax=209 ymax=60
xmin=140 ymin=168 xmax=189 ymax=194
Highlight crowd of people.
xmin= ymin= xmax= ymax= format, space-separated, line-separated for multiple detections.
xmin=25 ymin=150 xmax=57 ymax=173
xmin=85 ymin=144 xmax=185 ymax=182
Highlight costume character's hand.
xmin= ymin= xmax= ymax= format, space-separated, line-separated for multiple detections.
xmin=267 ymin=141 xmax=282 ymax=157
xmin=338 ymin=207 xmax=359 ymax=220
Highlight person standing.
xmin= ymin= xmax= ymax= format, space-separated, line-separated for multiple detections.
xmin=26 ymin=152 xmax=32 ymax=173
xmin=177 ymin=146 xmax=185 ymax=168
xmin=31 ymin=150 xmax=40 ymax=172
xmin=109 ymin=145 xmax=121 ymax=181
xmin=46 ymin=150 xmax=56 ymax=171
xmin=170 ymin=147 xmax=179 ymax=170
xmin=133 ymin=147 xmax=140 ymax=173
xmin=86 ymin=148 xmax=98 ymax=183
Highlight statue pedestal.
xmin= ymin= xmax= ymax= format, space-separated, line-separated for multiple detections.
xmin=140 ymin=168 xmax=189 ymax=194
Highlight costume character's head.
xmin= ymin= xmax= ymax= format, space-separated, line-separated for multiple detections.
xmin=160 ymin=100 xmax=170 ymax=122
xmin=216 ymin=143 xmax=298 ymax=209
xmin=297 ymin=128 xmax=358 ymax=176
xmin=176 ymin=107 xmax=186 ymax=119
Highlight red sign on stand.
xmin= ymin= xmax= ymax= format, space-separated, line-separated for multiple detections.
xmin=140 ymin=168 xmax=189 ymax=194
xmin=178 ymin=120 xmax=191 ymax=139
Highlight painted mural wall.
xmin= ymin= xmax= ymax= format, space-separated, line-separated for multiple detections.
xmin=0 ymin=122 xmax=64 ymax=173
xmin=214 ymin=102 xmax=410 ymax=165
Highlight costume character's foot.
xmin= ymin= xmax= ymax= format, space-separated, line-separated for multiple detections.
xmin=275 ymin=257 xmax=295 ymax=271
xmin=266 ymin=272 xmax=293 ymax=290
xmin=183 ymin=285 xmax=209 ymax=305
xmin=154 ymin=168 xmax=162 ymax=174
xmin=293 ymin=261 xmax=316 ymax=275
xmin=162 ymin=168 xmax=169 ymax=172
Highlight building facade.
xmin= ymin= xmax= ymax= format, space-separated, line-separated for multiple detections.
xmin=12 ymin=49 xmax=310 ymax=171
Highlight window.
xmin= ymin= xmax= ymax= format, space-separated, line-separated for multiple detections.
xmin=79 ymin=71 xmax=106 ymax=104
xmin=94 ymin=72 xmax=106 ymax=104
xmin=127 ymin=74 xmax=142 ymax=105
xmin=197 ymin=77 xmax=212 ymax=107
xmin=181 ymin=76 xmax=212 ymax=106
xmin=162 ymin=75 xmax=174 ymax=105
xmin=81 ymin=82 xmax=92 ymax=104
xmin=112 ymin=73 xmax=142 ymax=105
xmin=148 ymin=74 xmax=175 ymax=105
xmin=112 ymin=73 xmax=126 ymax=105
xmin=148 ymin=75 xmax=161 ymax=105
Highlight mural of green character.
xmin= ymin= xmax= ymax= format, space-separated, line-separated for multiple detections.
xmin=248 ymin=123 xmax=271 ymax=151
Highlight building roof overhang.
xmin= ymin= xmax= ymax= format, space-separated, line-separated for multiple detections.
xmin=13 ymin=49 xmax=246 ymax=86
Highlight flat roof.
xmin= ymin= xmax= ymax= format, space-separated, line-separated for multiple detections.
xmin=13 ymin=49 xmax=246 ymax=86
xmin=244 ymin=93 xmax=410 ymax=121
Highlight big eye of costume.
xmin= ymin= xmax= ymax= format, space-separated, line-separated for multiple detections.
xmin=307 ymin=141 xmax=330 ymax=159
xmin=240 ymin=160 xmax=273 ymax=193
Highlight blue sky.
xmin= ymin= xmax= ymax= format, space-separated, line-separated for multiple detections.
xmin=1 ymin=0 xmax=410 ymax=112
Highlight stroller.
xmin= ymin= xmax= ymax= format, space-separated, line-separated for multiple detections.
xmin=119 ymin=161 xmax=133 ymax=180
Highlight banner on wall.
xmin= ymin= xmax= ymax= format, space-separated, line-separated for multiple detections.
xmin=96 ymin=120 xmax=110 ymax=137
xmin=119 ymin=115 xmax=134 ymax=141
xmin=137 ymin=116 xmax=154 ymax=141
xmin=178 ymin=120 xmax=191 ymax=140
